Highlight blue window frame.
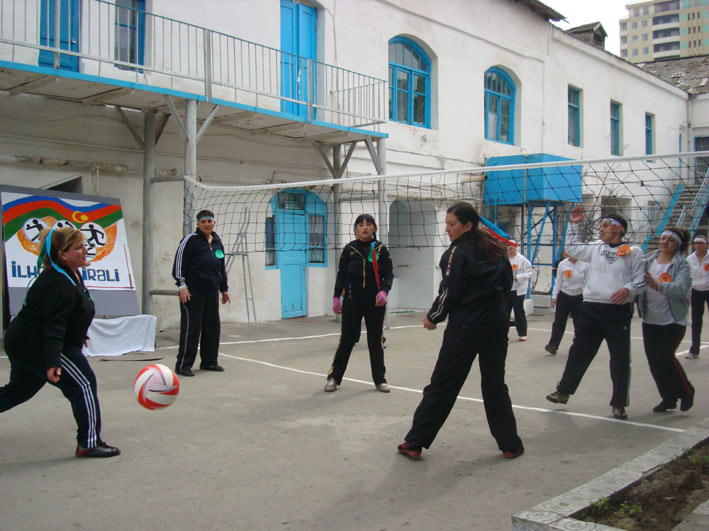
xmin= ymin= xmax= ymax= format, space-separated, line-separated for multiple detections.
xmin=610 ymin=101 xmax=622 ymax=155
xmin=388 ymin=37 xmax=430 ymax=128
xmin=115 ymin=0 xmax=145 ymax=69
xmin=645 ymin=113 xmax=654 ymax=155
xmin=568 ymin=86 xmax=581 ymax=147
xmin=484 ymin=68 xmax=515 ymax=144
xmin=268 ymin=189 xmax=328 ymax=268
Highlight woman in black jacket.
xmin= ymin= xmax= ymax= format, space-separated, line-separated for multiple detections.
xmin=0 ymin=226 xmax=120 ymax=457
xmin=398 ymin=202 xmax=523 ymax=460
xmin=325 ymin=214 xmax=393 ymax=392
xmin=172 ymin=209 xmax=230 ymax=377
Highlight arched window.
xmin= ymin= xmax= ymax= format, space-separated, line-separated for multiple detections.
xmin=388 ymin=37 xmax=431 ymax=128
xmin=484 ymin=68 xmax=515 ymax=144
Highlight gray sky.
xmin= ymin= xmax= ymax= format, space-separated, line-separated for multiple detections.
xmin=542 ymin=0 xmax=630 ymax=56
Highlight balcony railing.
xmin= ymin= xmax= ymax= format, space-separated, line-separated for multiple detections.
xmin=0 ymin=0 xmax=387 ymax=131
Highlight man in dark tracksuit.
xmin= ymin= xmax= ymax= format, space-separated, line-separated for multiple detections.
xmin=172 ymin=210 xmax=230 ymax=377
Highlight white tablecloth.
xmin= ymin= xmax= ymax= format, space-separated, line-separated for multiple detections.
xmin=85 ymin=315 xmax=157 ymax=357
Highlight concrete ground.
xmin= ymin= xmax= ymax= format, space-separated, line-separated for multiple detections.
xmin=0 ymin=310 xmax=707 ymax=530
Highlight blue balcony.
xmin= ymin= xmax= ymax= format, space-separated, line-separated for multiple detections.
xmin=0 ymin=0 xmax=388 ymax=143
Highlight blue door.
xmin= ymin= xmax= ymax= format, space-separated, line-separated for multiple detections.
xmin=39 ymin=0 xmax=80 ymax=71
xmin=277 ymin=211 xmax=307 ymax=318
xmin=280 ymin=0 xmax=317 ymax=119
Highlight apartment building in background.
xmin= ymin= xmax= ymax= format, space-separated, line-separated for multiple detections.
xmin=621 ymin=0 xmax=709 ymax=62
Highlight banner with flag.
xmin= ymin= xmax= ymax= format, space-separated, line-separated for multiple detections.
xmin=1 ymin=185 xmax=138 ymax=316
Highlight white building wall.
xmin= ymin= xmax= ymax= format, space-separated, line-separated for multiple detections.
xmin=0 ymin=0 xmax=707 ymax=327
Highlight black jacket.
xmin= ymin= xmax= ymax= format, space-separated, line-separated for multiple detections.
xmin=427 ymin=233 xmax=512 ymax=329
xmin=334 ymin=239 xmax=393 ymax=305
xmin=172 ymin=229 xmax=229 ymax=294
xmin=5 ymin=266 xmax=95 ymax=371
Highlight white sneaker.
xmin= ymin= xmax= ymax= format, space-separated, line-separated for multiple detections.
xmin=324 ymin=378 xmax=338 ymax=392
xmin=519 ymin=336 xmax=528 ymax=342
xmin=686 ymin=352 xmax=699 ymax=359
xmin=376 ymin=383 xmax=391 ymax=393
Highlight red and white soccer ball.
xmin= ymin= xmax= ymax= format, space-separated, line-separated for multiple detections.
xmin=133 ymin=364 xmax=180 ymax=410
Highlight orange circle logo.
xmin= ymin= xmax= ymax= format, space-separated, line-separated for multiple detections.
xmin=617 ymin=245 xmax=631 ymax=256
xmin=658 ymin=272 xmax=672 ymax=283
xmin=703 ymin=264 xmax=709 ymax=272
xmin=512 ymin=264 xmax=519 ymax=270
xmin=564 ymin=270 xmax=573 ymax=278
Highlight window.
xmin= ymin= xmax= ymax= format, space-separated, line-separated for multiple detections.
xmin=308 ymin=215 xmax=325 ymax=263
xmin=265 ymin=217 xmax=276 ymax=266
xmin=622 ymin=49 xmax=628 ymax=57
xmin=621 ymin=36 xmax=628 ymax=44
xmin=653 ymin=13 xmax=679 ymax=23
xmin=643 ymin=33 xmax=649 ymax=40
xmin=642 ymin=19 xmax=648 ymax=27
xmin=653 ymin=28 xmax=680 ymax=38
xmin=644 ymin=6 xmax=650 ymax=14
xmin=388 ymin=37 xmax=431 ymax=127
xmin=611 ymin=101 xmax=622 ymax=155
xmin=646 ymin=113 xmax=654 ymax=155
xmin=568 ymin=86 xmax=581 ymax=147
xmin=484 ymin=67 xmax=515 ymax=144
xmin=654 ymin=41 xmax=681 ymax=51
xmin=632 ymin=21 xmax=638 ymax=29
xmin=656 ymin=0 xmax=680 ymax=11
xmin=644 ymin=46 xmax=650 ymax=53
xmin=115 ymin=0 xmax=145 ymax=69
xmin=633 ymin=48 xmax=639 ymax=56
xmin=621 ymin=22 xmax=627 ymax=31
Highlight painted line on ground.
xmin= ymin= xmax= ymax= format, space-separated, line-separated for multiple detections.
xmin=218 ymin=351 xmax=685 ymax=434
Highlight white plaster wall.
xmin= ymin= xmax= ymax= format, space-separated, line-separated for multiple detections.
xmin=4 ymin=0 xmax=709 ymax=325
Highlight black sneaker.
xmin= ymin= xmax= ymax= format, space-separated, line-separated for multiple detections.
xmin=680 ymin=393 xmax=694 ymax=412
xmin=175 ymin=368 xmax=195 ymax=377
xmin=397 ymin=442 xmax=422 ymax=460
xmin=612 ymin=406 xmax=628 ymax=420
xmin=652 ymin=400 xmax=677 ymax=413
xmin=76 ymin=443 xmax=121 ymax=458
xmin=546 ymin=391 xmax=569 ymax=404
xmin=200 ymin=364 xmax=224 ymax=372
xmin=544 ymin=344 xmax=557 ymax=355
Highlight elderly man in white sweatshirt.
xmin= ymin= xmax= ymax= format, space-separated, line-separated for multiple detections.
xmin=546 ymin=206 xmax=646 ymax=420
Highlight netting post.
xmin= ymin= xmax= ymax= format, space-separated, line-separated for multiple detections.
xmin=142 ymin=107 xmax=156 ymax=316
xmin=333 ymin=145 xmax=342 ymax=323
xmin=183 ymin=100 xmax=198 ymax=236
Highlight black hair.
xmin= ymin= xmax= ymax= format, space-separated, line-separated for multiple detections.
xmin=196 ymin=209 xmax=215 ymax=221
xmin=604 ymin=213 xmax=628 ymax=235
xmin=354 ymin=214 xmax=377 ymax=240
xmin=446 ymin=202 xmax=506 ymax=258
xmin=666 ymin=226 xmax=690 ymax=255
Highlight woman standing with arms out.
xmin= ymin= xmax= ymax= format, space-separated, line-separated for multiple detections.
xmin=325 ymin=214 xmax=393 ymax=393
xmin=507 ymin=240 xmax=533 ymax=341
xmin=0 ymin=226 xmax=120 ymax=457
xmin=687 ymin=234 xmax=709 ymax=359
xmin=397 ymin=202 xmax=523 ymax=460
xmin=639 ymin=228 xmax=695 ymax=413
xmin=172 ymin=209 xmax=230 ymax=377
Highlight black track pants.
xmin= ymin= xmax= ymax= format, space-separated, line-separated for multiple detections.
xmin=556 ymin=302 xmax=632 ymax=407
xmin=642 ymin=322 xmax=694 ymax=402
xmin=176 ymin=290 xmax=221 ymax=372
xmin=548 ymin=292 xmax=583 ymax=350
xmin=690 ymin=288 xmax=709 ymax=354
xmin=328 ymin=302 xmax=386 ymax=385
xmin=404 ymin=326 xmax=522 ymax=453
xmin=0 ymin=346 xmax=103 ymax=448
xmin=507 ymin=292 xmax=527 ymax=337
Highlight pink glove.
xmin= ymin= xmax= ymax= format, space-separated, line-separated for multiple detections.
xmin=375 ymin=291 xmax=387 ymax=306
xmin=333 ymin=297 xmax=342 ymax=314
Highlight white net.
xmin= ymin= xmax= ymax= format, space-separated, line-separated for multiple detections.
xmin=183 ymin=151 xmax=709 ymax=293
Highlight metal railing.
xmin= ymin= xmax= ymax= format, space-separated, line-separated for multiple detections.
xmin=677 ymin=167 xmax=709 ymax=235
xmin=0 ymin=0 xmax=387 ymax=130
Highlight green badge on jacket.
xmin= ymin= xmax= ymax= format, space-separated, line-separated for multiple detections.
xmin=215 ymin=249 xmax=225 ymax=259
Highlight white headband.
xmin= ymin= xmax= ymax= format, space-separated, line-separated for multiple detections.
xmin=601 ymin=217 xmax=623 ymax=228
xmin=662 ymin=230 xmax=682 ymax=245
xmin=694 ymin=236 xmax=707 ymax=244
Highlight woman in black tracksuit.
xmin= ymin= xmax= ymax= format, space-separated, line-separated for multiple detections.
xmin=0 ymin=226 xmax=119 ymax=457
xmin=325 ymin=214 xmax=393 ymax=393
xmin=172 ymin=209 xmax=230 ymax=377
xmin=398 ymin=202 xmax=523 ymax=460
